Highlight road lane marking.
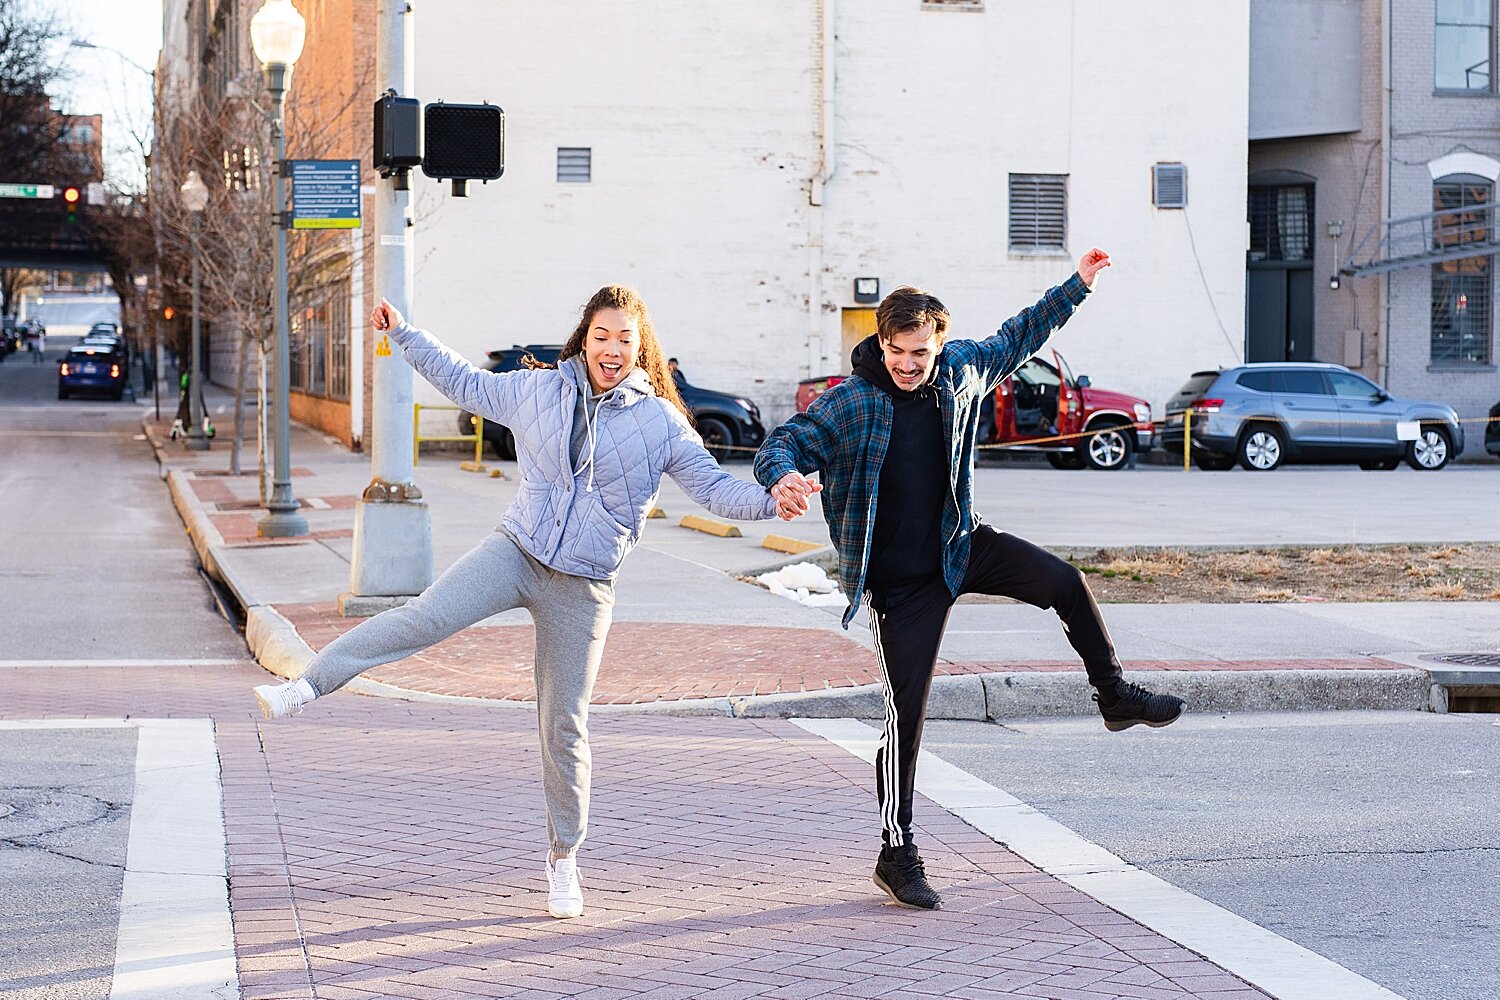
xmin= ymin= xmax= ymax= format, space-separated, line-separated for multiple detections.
xmin=792 ymin=717 xmax=1404 ymax=1000
xmin=0 ymin=719 xmax=238 ymax=999
xmin=0 ymin=430 xmax=138 ymax=438
xmin=0 ymin=660 xmax=249 ymax=669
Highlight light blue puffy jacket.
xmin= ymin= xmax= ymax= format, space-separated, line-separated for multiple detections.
xmin=390 ymin=320 xmax=778 ymax=580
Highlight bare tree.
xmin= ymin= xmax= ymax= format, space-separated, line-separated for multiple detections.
xmin=150 ymin=55 xmax=371 ymax=482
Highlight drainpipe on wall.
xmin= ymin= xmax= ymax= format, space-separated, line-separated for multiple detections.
xmin=1380 ymin=0 xmax=1392 ymax=389
xmin=808 ymin=0 xmax=837 ymax=377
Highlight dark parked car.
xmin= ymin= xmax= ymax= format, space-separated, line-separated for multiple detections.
xmin=459 ymin=345 xmax=765 ymax=461
xmin=1161 ymin=363 xmax=1463 ymax=471
xmin=59 ymin=343 xmax=128 ymax=400
xmin=1486 ymin=400 xmax=1500 ymax=459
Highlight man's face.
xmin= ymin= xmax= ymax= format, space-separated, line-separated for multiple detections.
xmin=881 ymin=323 xmax=943 ymax=391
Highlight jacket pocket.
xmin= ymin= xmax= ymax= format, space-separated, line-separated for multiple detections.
xmin=573 ymin=496 xmax=633 ymax=577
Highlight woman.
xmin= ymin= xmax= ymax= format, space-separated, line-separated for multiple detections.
xmin=252 ymin=285 xmax=804 ymax=919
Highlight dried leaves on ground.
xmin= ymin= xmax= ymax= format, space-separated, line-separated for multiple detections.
xmin=963 ymin=544 xmax=1500 ymax=604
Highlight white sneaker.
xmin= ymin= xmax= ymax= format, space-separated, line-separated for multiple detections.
xmin=545 ymin=855 xmax=584 ymax=918
xmin=253 ymin=680 xmax=310 ymax=720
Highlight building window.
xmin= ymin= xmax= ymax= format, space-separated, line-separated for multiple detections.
xmin=289 ymin=278 xmax=352 ymax=399
xmin=1431 ymin=175 xmax=1493 ymax=365
xmin=1248 ymin=185 xmax=1313 ymax=262
xmin=1008 ymin=174 xmax=1067 ymax=252
xmin=557 ymin=147 xmax=591 ymax=183
xmin=1436 ymin=0 xmax=1494 ymax=91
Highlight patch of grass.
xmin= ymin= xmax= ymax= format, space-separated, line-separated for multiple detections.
xmin=1250 ymin=588 xmax=1295 ymax=603
xmin=1420 ymin=582 xmax=1467 ymax=600
xmin=1005 ymin=543 xmax=1500 ymax=605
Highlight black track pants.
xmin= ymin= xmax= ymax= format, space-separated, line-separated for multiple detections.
xmin=867 ymin=525 xmax=1124 ymax=847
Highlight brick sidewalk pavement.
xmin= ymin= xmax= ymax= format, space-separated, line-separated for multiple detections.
xmin=3 ymin=665 xmax=1268 ymax=999
xmin=275 ymin=601 xmax=1412 ymax=705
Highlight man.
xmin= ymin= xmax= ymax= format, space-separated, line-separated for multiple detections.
xmin=755 ymin=248 xmax=1185 ymax=911
xmin=667 ymin=356 xmax=685 ymax=388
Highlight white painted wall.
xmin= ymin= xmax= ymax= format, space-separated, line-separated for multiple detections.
xmin=409 ymin=0 xmax=1249 ymax=425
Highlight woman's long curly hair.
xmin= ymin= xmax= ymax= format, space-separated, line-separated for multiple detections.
xmin=526 ymin=285 xmax=690 ymax=422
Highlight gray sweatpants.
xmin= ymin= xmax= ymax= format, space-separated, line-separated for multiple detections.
xmin=301 ymin=529 xmax=615 ymax=856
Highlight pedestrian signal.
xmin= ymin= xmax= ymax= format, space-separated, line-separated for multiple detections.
xmin=163 ymin=307 xmax=175 ymax=320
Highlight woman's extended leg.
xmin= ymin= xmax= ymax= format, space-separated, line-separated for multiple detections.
xmin=254 ymin=531 xmax=543 ymax=717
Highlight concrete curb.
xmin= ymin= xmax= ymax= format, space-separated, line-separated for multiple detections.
xmin=155 ymin=420 xmax=1444 ymax=720
xmin=234 ymin=603 xmax=1436 ymax=720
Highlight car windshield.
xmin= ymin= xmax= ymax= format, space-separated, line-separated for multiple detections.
xmin=1015 ymin=358 xmax=1060 ymax=389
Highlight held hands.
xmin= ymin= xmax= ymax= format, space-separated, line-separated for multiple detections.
xmin=772 ymin=471 xmax=823 ymax=521
xmin=1077 ymin=248 xmax=1111 ymax=288
xmin=371 ymin=297 xmax=404 ymax=332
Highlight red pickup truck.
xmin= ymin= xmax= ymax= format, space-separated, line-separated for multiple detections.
xmin=795 ymin=348 xmax=1155 ymax=470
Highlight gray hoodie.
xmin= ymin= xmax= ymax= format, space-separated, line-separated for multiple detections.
xmin=390 ymin=320 xmax=778 ymax=579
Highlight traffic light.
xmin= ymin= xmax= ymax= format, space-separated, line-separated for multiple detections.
xmin=163 ymin=307 xmax=174 ymax=321
xmin=62 ymin=185 xmax=80 ymax=223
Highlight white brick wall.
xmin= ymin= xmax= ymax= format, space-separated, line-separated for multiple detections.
xmin=406 ymin=0 xmax=1249 ymax=424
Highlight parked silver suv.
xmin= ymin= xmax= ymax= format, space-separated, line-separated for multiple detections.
xmin=1161 ymin=363 xmax=1463 ymax=471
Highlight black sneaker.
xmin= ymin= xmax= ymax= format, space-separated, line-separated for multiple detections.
xmin=1094 ymin=680 xmax=1186 ymax=732
xmin=873 ymin=842 xmax=943 ymax=910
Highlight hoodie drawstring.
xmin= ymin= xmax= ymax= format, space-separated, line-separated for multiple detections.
xmin=579 ymin=392 xmax=600 ymax=492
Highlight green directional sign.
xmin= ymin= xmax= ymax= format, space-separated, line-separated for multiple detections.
xmin=0 ymin=183 xmax=56 ymax=199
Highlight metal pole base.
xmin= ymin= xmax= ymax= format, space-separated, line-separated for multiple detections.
xmin=182 ymin=431 xmax=211 ymax=452
xmin=258 ymin=505 xmax=310 ymax=538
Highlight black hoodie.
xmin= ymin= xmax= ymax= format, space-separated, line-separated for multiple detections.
xmin=850 ymin=334 xmax=948 ymax=589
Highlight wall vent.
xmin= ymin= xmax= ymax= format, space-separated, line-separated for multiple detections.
xmin=557 ymin=147 xmax=592 ymax=183
xmin=1153 ymin=163 xmax=1188 ymax=208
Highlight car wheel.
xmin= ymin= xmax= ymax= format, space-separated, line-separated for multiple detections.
xmin=1237 ymin=424 xmax=1285 ymax=471
xmin=1358 ymin=457 xmax=1401 ymax=471
xmin=698 ymin=416 xmax=735 ymax=462
xmin=1194 ymin=453 xmax=1236 ymax=471
xmin=1406 ymin=425 xmax=1452 ymax=471
xmin=1084 ymin=424 xmax=1132 ymax=470
xmin=493 ymin=426 xmax=516 ymax=461
xmin=1046 ymin=451 xmax=1086 ymax=470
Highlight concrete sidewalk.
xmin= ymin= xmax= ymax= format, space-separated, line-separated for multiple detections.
xmin=145 ymin=407 xmax=1498 ymax=719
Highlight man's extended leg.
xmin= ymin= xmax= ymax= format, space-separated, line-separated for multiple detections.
xmin=866 ymin=578 xmax=954 ymax=909
xmin=960 ymin=525 xmax=1184 ymax=730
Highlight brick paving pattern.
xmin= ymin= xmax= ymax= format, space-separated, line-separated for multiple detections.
xmin=1 ymin=664 xmax=1270 ymax=999
xmin=276 ymin=601 xmax=1412 ymax=704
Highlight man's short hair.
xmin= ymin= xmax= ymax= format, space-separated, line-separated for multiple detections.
xmin=876 ymin=286 xmax=950 ymax=342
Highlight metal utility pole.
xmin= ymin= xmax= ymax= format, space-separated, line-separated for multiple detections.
xmin=341 ymin=0 xmax=432 ymax=615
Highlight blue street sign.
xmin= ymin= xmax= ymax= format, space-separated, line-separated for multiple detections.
xmin=288 ymin=159 xmax=361 ymax=230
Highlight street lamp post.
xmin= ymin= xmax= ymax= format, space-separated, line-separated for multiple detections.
xmin=250 ymin=0 xmax=309 ymax=538
xmin=180 ymin=169 xmax=210 ymax=450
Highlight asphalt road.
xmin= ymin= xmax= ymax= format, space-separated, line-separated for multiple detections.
xmin=0 ymin=335 xmax=245 ymax=662
xmin=917 ymin=710 xmax=1500 ymax=1000
xmin=0 ymin=727 xmax=137 ymax=1000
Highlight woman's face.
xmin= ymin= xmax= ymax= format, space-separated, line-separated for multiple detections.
xmin=583 ymin=307 xmax=640 ymax=393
